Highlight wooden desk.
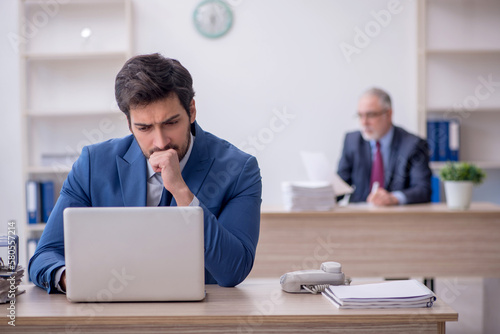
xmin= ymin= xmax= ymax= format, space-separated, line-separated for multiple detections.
xmin=1 ymin=279 xmax=457 ymax=333
xmin=251 ymin=202 xmax=500 ymax=278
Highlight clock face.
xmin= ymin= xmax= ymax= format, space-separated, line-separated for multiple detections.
xmin=193 ymin=0 xmax=233 ymax=38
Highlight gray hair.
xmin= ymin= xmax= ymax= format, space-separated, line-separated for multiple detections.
xmin=362 ymin=87 xmax=392 ymax=110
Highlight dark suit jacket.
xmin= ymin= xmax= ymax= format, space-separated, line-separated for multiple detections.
xmin=29 ymin=122 xmax=262 ymax=292
xmin=337 ymin=126 xmax=431 ymax=204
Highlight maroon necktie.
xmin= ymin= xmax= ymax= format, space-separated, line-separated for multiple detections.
xmin=370 ymin=141 xmax=384 ymax=189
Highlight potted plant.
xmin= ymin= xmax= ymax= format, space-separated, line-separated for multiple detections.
xmin=439 ymin=162 xmax=486 ymax=210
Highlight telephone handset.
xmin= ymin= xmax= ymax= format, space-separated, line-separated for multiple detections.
xmin=280 ymin=261 xmax=350 ymax=294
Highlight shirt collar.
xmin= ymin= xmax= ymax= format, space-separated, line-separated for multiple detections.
xmin=370 ymin=125 xmax=394 ymax=150
xmin=147 ymin=133 xmax=195 ymax=179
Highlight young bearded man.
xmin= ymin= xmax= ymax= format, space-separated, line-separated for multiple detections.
xmin=29 ymin=54 xmax=262 ymax=292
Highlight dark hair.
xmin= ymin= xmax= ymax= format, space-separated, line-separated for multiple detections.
xmin=115 ymin=53 xmax=195 ymax=122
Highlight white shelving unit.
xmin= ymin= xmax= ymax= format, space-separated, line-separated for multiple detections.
xmin=418 ymin=0 xmax=500 ymax=204
xmin=418 ymin=1 xmax=500 ymax=158
xmin=19 ymin=0 xmax=132 ymax=268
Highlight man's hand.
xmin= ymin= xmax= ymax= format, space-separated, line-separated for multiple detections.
xmin=367 ymin=188 xmax=399 ymax=206
xmin=149 ymin=149 xmax=194 ymax=206
xmin=60 ymin=270 xmax=66 ymax=292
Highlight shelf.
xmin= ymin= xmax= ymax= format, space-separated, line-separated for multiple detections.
xmin=27 ymin=166 xmax=72 ymax=174
xmin=25 ymin=223 xmax=47 ymax=233
xmin=425 ymin=53 xmax=500 ymax=111
xmin=430 ymin=161 xmax=500 ymax=170
xmin=426 ymin=49 xmax=500 ymax=55
xmin=25 ymin=109 xmax=123 ymax=118
xmin=24 ymin=0 xmax=126 ymax=5
xmin=26 ymin=57 xmax=124 ymax=112
xmin=22 ymin=51 xmax=128 ymax=61
xmin=22 ymin=0 xmax=130 ymax=56
xmin=425 ymin=0 xmax=500 ymax=51
xmin=427 ymin=108 xmax=500 ymax=114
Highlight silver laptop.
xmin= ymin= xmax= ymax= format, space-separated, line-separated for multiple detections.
xmin=63 ymin=206 xmax=205 ymax=302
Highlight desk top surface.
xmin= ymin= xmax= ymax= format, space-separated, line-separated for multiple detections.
xmin=3 ymin=279 xmax=457 ymax=327
xmin=262 ymin=202 xmax=500 ymax=216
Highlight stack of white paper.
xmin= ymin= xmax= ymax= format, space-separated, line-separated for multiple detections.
xmin=0 ymin=266 xmax=25 ymax=304
xmin=282 ymin=181 xmax=336 ymax=211
xmin=0 ymin=235 xmax=25 ymax=303
xmin=322 ymin=280 xmax=436 ymax=309
xmin=299 ymin=151 xmax=354 ymax=197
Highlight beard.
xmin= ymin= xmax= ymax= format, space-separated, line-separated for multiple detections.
xmin=361 ymin=128 xmax=375 ymax=141
xmin=361 ymin=126 xmax=383 ymax=141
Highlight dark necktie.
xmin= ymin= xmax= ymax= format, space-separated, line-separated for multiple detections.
xmin=159 ymin=188 xmax=172 ymax=206
xmin=370 ymin=141 xmax=384 ymax=189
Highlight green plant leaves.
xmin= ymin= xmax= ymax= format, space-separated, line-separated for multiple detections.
xmin=439 ymin=162 xmax=486 ymax=185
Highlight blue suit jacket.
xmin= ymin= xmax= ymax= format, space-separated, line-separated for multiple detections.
xmin=337 ymin=126 xmax=432 ymax=204
xmin=29 ymin=122 xmax=262 ymax=292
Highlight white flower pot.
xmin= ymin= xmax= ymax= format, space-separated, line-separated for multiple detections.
xmin=444 ymin=181 xmax=474 ymax=210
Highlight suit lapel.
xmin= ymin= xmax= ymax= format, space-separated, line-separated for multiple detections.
xmin=116 ymin=138 xmax=148 ymax=206
xmin=362 ymin=138 xmax=372 ymax=195
xmin=362 ymin=138 xmax=372 ymax=171
xmin=170 ymin=122 xmax=214 ymax=206
xmin=386 ymin=127 xmax=400 ymax=189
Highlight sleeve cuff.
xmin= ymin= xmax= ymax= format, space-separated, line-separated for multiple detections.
xmin=54 ymin=266 xmax=66 ymax=294
xmin=189 ymin=195 xmax=200 ymax=207
xmin=391 ymin=191 xmax=407 ymax=205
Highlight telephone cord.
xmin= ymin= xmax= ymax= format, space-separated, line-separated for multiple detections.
xmin=302 ymin=284 xmax=330 ymax=294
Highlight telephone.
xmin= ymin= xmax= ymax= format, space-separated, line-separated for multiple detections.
xmin=280 ymin=261 xmax=350 ymax=294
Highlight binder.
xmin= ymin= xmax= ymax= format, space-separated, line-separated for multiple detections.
xmin=428 ymin=118 xmax=460 ymax=162
xmin=426 ymin=120 xmax=438 ymax=162
xmin=430 ymin=175 xmax=441 ymax=203
xmin=448 ymin=119 xmax=460 ymax=161
xmin=27 ymin=238 xmax=39 ymax=282
xmin=40 ymin=181 xmax=55 ymax=223
xmin=437 ymin=120 xmax=450 ymax=162
xmin=26 ymin=180 xmax=40 ymax=224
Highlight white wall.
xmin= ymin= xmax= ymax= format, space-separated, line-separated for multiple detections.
xmin=0 ymin=2 xmax=23 ymax=238
xmin=0 ymin=0 xmax=418 ymax=227
xmin=132 ymin=0 xmax=418 ymax=206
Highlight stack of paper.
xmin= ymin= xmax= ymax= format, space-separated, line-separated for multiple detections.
xmin=0 ymin=235 xmax=25 ymax=303
xmin=0 ymin=266 xmax=26 ymax=304
xmin=282 ymin=181 xmax=336 ymax=211
xmin=322 ymin=280 xmax=436 ymax=309
xmin=299 ymin=151 xmax=354 ymax=197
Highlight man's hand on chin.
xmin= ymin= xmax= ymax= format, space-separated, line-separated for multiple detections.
xmin=149 ymin=150 xmax=194 ymax=206
xmin=367 ymin=188 xmax=399 ymax=206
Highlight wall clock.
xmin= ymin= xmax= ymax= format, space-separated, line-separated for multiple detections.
xmin=193 ymin=0 xmax=233 ymax=38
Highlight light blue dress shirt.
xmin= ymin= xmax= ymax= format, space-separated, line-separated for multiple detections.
xmin=369 ymin=126 xmax=407 ymax=205
xmin=146 ymin=133 xmax=198 ymax=206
